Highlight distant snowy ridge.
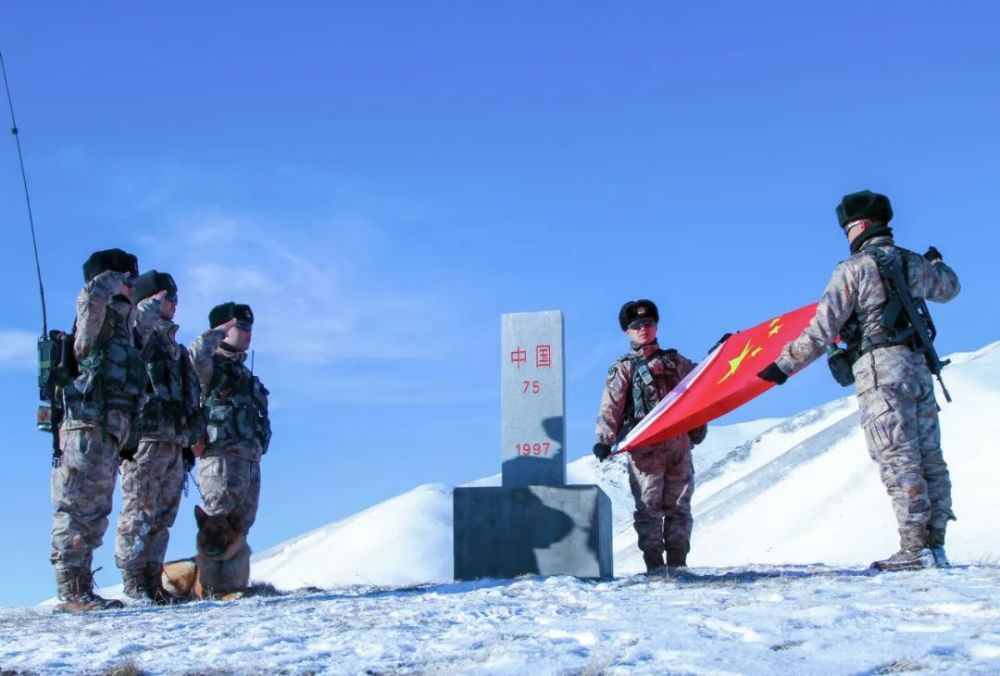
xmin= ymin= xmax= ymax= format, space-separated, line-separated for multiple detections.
xmin=252 ymin=341 xmax=1000 ymax=590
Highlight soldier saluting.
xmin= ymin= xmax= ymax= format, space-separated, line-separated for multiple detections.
xmin=190 ymin=302 xmax=271 ymax=535
xmin=593 ymin=300 xmax=708 ymax=573
xmin=115 ymin=270 xmax=203 ymax=603
xmin=51 ymin=248 xmax=144 ymax=611
xmin=758 ymin=190 xmax=960 ymax=571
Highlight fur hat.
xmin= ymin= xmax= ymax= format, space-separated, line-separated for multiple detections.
xmin=618 ymin=299 xmax=659 ymax=330
xmin=836 ymin=190 xmax=893 ymax=228
xmin=82 ymin=248 xmax=139 ymax=283
xmin=209 ymin=302 xmax=254 ymax=328
xmin=135 ymin=270 xmax=177 ymax=301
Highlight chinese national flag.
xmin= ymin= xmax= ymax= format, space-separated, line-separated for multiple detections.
xmin=615 ymin=301 xmax=819 ymax=454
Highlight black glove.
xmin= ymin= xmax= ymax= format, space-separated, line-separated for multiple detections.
xmin=592 ymin=443 xmax=612 ymax=462
xmin=924 ymin=246 xmax=942 ymax=262
xmin=119 ymin=445 xmax=137 ymax=462
xmin=182 ymin=447 xmax=196 ymax=473
xmin=757 ymin=362 xmax=788 ymax=385
xmin=708 ymin=332 xmax=733 ymax=355
xmin=688 ymin=424 xmax=708 ymax=446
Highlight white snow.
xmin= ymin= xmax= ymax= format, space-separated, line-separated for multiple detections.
xmin=4 ymin=342 xmax=999 ymax=674
xmin=4 ymin=568 xmax=999 ymax=673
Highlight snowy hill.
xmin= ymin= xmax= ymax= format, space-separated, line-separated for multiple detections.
xmin=254 ymin=341 xmax=1000 ymax=589
xmin=7 ymin=342 xmax=1000 ymax=674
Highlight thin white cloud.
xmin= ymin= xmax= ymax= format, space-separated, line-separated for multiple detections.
xmin=0 ymin=329 xmax=37 ymax=370
xmin=136 ymin=211 xmax=460 ymax=366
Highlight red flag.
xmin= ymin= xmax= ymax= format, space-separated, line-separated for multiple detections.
xmin=615 ymin=301 xmax=819 ymax=454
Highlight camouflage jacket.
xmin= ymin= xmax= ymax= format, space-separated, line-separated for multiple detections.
xmin=595 ymin=341 xmax=703 ymax=452
xmin=190 ymin=328 xmax=270 ymax=461
xmin=134 ymin=297 xmax=203 ymax=444
xmin=776 ymin=236 xmax=960 ymax=393
xmin=61 ymin=271 xmax=143 ymax=444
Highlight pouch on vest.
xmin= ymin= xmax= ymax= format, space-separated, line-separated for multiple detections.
xmin=206 ymin=404 xmax=237 ymax=447
xmin=62 ymin=369 xmax=102 ymax=422
xmin=826 ymin=345 xmax=856 ymax=386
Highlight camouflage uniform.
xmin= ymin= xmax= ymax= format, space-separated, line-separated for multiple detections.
xmin=190 ymin=327 xmax=270 ymax=532
xmin=775 ymin=235 xmax=960 ymax=553
xmin=51 ymin=270 xmax=143 ymax=598
xmin=596 ymin=342 xmax=705 ymax=565
xmin=115 ymin=296 xmax=203 ymax=588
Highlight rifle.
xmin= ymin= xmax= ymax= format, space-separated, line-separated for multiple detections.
xmin=867 ymin=246 xmax=952 ymax=403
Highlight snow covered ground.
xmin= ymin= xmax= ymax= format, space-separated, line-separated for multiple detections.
xmin=3 ymin=566 xmax=999 ymax=673
xmin=3 ymin=342 xmax=998 ymax=674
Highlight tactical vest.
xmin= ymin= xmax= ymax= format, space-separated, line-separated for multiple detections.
xmin=828 ymin=244 xmax=940 ymax=386
xmin=137 ymin=330 xmax=200 ymax=437
xmin=619 ymin=348 xmax=681 ymax=439
xmin=63 ymin=304 xmax=144 ymax=423
xmin=204 ymin=354 xmax=271 ymax=453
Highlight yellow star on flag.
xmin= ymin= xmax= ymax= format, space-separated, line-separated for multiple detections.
xmin=717 ymin=340 xmax=754 ymax=385
xmin=767 ymin=316 xmax=783 ymax=337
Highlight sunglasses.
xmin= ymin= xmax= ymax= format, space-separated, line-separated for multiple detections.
xmin=164 ymin=291 xmax=178 ymax=303
xmin=235 ymin=320 xmax=253 ymax=331
xmin=628 ymin=319 xmax=656 ymax=330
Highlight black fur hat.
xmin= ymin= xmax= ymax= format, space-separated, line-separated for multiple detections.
xmin=209 ymin=302 xmax=254 ymax=328
xmin=82 ymin=248 xmax=139 ymax=283
xmin=836 ymin=190 xmax=893 ymax=228
xmin=618 ymin=299 xmax=659 ymax=330
xmin=135 ymin=270 xmax=177 ymax=301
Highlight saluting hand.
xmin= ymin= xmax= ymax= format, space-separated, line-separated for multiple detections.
xmin=215 ymin=318 xmax=239 ymax=332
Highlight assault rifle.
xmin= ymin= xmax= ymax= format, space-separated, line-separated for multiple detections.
xmin=867 ymin=246 xmax=952 ymax=403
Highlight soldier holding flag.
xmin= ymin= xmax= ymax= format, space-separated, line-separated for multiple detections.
xmin=758 ymin=190 xmax=960 ymax=571
xmin=593 ymin=300 xmax=707 ymax=573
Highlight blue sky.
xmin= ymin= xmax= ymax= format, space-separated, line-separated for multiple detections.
xmin=1 ymin=2 xmax=997 ymax=606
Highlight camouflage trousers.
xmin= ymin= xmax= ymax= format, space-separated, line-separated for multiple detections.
xmin=858 ymin=374 xmax=954 ymax=550
xmin=50 ymin=427 xmax=122 ymax=573
xmin=115 ymin=440 xmax=186 ymax=571
xmin=197 ymin=452 xmax=261 ymax=533
xmin=626 ymin=445 xmax=695 ymax=556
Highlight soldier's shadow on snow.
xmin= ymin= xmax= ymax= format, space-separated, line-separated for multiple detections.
xmin=665 ymin=565 xmax=877 ymax=586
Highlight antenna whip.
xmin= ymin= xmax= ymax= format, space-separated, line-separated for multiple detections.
xmin=1 ymin=50 xmax=47 ymax=334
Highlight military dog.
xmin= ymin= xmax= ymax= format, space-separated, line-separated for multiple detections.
xmin=162 ymin=505 xmax=251 ymax=600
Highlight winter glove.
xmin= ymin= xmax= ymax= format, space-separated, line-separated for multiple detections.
xmin=182 ymin=447 xmax=196 ymax=473
xmin=593 ymin=443 xmax=612 ymax=462
xmin=757 ymin=362 xmax=788 ymax=385
xmin=688 ymin=424 xmax=708 ymax=446
xmin=924 ymin=246 xmax=943 ymax=262
xmin=708 ymin=332 xmax=733 ymax=355
xmin=91 ymin=269 xmax=129 ymax=298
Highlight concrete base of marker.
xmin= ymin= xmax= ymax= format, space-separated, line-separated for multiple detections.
xmin=453 ymin=485 xmax=613 ymax=580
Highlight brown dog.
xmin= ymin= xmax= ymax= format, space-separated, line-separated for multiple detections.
xmin=162 ymin=505 xmax=251 ymax=600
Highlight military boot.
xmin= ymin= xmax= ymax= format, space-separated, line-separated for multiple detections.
xmin=122 ymin=567 xmax=151 ymax=601
xmin=144 ymin=562 xmax=179 ymax=605
xmin=666 ymin=548 xmax=688 ymax=568
xmin=643 ymin=551 xmax=667 ymax=575
xmin=55 ymin=568 xmax=124 ymax=612
xmin=929 ymin=527 xmax=950 ymax=568
xmin=871 ymin=548 xmax=934 ymax=572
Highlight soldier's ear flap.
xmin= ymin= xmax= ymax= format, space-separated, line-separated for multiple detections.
xmin=195 ymin=505 xmax=208 ymax=529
